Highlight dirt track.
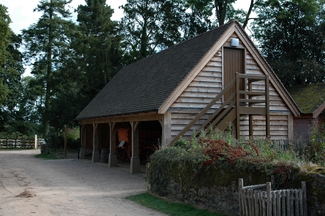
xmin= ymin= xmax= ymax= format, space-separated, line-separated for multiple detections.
xmin=0 ymin=149 xmax=166 ymax=216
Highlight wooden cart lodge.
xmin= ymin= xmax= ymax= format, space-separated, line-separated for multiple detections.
xmin=76 ymin=20 xmax=300 ymax=174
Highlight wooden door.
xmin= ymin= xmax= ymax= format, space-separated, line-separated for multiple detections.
xmin=224 ymin=48 xmax=245 ymax=100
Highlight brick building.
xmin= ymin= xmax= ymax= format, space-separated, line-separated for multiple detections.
xmin=288 ymin=83 xmax=325 ymax=140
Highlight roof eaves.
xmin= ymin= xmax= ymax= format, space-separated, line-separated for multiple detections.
xmin=76 ymin=109 xmax=159 ymax=121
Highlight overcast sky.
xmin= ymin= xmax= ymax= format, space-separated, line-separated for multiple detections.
xmin=2 ymin=0 xmax=252 ymax=35
xmin=1 ymin=0 xmax=127 ymax=34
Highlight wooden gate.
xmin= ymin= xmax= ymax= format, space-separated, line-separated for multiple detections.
xmin=238 ymin=178 xmax=307 ymax=216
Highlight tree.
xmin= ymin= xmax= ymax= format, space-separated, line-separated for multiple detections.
xmin=73 ymin=0 xmax=122 ymax=98
xmin=252 ymin=0 xmax=325 ymax=87
xmin=22 ymin=0 xmax=76 ymax=137
xmin=0 ymin=5 xmax=27 ymax=136
xmin=186 ymin=0 xmax=260 ymax=29
xmin=119 ymin=0 xmax=188 ymax=63
xmin=44 ymin=0 xmax=123 ymax=131
xmin=0 ymin=4 xmax=11 ymax=105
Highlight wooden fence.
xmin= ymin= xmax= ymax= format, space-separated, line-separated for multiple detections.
xmin=238 ymin=178 xmax=307 ymax=216
xmin=0 ymin=136 xmax=43 ymax=149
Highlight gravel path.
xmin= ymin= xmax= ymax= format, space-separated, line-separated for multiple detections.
xmin=0 ymin=149 xmax=166 ymax=216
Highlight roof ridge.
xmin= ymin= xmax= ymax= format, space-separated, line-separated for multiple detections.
xmin=123 ymin=20 xmax=237 ymax=69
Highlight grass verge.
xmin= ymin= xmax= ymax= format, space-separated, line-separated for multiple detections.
xmin=126 ymin=193 xmax=225 ymax=216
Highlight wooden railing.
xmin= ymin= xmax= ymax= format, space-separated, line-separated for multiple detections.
xmin=238 ymin=178 xmax=307 ymax=216
xmin=169 ymin=73 xmax=270 ymax=145
xmin=0 ymin=136 xmax=42 ymax=149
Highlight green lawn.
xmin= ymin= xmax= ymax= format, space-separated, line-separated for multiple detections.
xmin=126 ymin=193 xmax=226 ymax=216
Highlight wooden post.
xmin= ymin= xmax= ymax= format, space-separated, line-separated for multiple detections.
xmin=236 ymin=72 xmax=240 ymax=139
xmin=302 ymin=181 xmax=307 ymax=216
xmin=79 ymin=125 xmax=86 ymax=159
xmin=248 ymin=80 xmax=253 ymax=138
xmin=238 ymin=178 xmax=244 ymax=215
xmin=108 ymin=122 xmax=117 ymax=167
xmin=266 ymin=182 xmax=271 ymax=216
xmin=161 ymin=112 xmax=171 ymax=147
xmin=34 ymin=134 xmax=38 ymax=149
xmin=130 ymin=121 xmax=140 ymax=174
xmin=265 ymin=75 xmax=270 ymax=138
xmin=64 ymin=126 xmax=67 ymax=158
xmin=92 ymin=123 xmax=100 ymax=162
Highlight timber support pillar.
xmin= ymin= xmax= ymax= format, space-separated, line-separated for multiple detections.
xmin=79 ymin=125 xmax=86 ymax=159
xmin=92 ymin=123 xmax=100 ymax=162
xmin=108 ymin=122 xmax=117 ymax=167
xmin=130 ymin=121 xmax=140 ymax=174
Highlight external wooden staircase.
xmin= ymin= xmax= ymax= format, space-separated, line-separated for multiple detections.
xmin=170 ymin=73 xmax=270 ymax=145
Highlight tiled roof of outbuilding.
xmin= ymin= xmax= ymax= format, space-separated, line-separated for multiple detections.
xmin=76 ymin=21 xmax=235 ymax=120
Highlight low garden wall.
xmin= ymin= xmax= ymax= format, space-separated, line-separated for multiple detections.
xmin=147 ymin=147 xmax=325 ymax=216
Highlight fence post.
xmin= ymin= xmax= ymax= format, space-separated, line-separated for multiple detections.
xmin=302 ymin=181 xmax=307 ymax=216
xmin=34 ymin=135 xmax=37 ymax=149
xmin=239 ymin=178 xmax=243 ymax=215
xmin=267 ymin=182 xmax=271 ymax=216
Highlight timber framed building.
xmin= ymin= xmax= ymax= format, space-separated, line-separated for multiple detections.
xmin=76 ymin=20 xmax=300 ymax=173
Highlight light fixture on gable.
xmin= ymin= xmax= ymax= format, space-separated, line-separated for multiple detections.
xmin=231 ymin=38 xmax=239 ymax=47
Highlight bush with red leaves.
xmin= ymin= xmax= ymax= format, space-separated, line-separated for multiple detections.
xmin=200 ymin=138 xmax=250 ymax=165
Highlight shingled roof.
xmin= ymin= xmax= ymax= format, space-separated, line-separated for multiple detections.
xmin=76 ymin=21 xmax=235 ymax=120
xmin=287 ymin=83 xmax=325 ymax=117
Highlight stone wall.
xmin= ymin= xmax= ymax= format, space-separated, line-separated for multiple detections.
xmin=165 ymin=179 xmax=240 ymax=215
xmin=148 ymin=165 xmax=325 ymax=216
xmin=307 ymin=174 xmax=325 ymax=215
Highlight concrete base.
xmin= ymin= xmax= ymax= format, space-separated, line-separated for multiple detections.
xmin=130 ymin=156 xmax=141 ymax=174
xmin=92 ymin=149 xmax=100 ymax=163
xmin=101 ymin=149 xmax=109 ymax=163
xmin=79 ymin=147 xmax=86 ymax=159
xmin=108 ymin=153 xmax=117 ymax=167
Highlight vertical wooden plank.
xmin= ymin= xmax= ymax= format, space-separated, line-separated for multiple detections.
xmin=290 ymin=190 xmax=294 ymax=216
xmin=282 ymin=190 xmax=286 ymax=216
xmin=299 ymin=190 xmax=303 ymax=216
xmin=236 ymin=72 xmax=240 ymax=139
xmin=287 ymin=190 xmax=291 ymax=216
xmin=244 ymin=190 xmax=248 ymax=216
xmin=254 ymin=190 xmax=258 ymax=216
xmin=239 ymin=178 xmax=243 ymax=215
xmin=250 ymin=190 xmax=256 ymax=215
xmin=277 ymin=190 xmax=281 ymax=216
xmin=250 ymin=190 xmax=254 ymax=215
xmin=267 ymin=182 xmax=271 ymax=216
xmin=265 ymin=75 xmax=270 ymax=138
xmin=272 ymin=191 xmax=276 ymax=216
xmin=248 ymin=81 xmax=253 ymax=137
xmin=295 ymin=190 xmax=299 ymax=216
xmin=246 ymin=189 xmax=251 ymax=215
xmin=302 ymin=181 xmax=307 ymax=216
xmin=262 ymin=191 xmax=266 ymax=216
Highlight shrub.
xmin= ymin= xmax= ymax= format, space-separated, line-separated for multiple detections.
xmin=148 ymin=126 xmax=309 ymax=194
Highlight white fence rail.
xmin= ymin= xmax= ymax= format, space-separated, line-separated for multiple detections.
xmin=238 ymin=178 xmax=307 ymax=216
